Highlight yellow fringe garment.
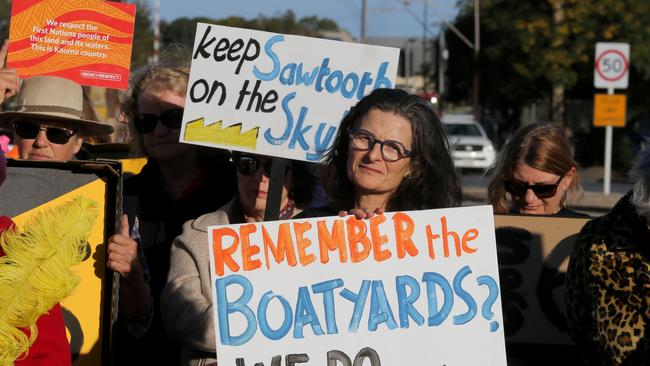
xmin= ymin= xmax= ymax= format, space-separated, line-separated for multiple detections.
xmin=0 ymin=197 xmax=98 ymax=365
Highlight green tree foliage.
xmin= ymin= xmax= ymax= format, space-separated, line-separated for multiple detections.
xmin=131 ymin=0 xmax=154 ymax=67
xmin=448 ymin=0 xmax=650 ymax=121
xmin=160 ymin=10 xmax=341 ymax=51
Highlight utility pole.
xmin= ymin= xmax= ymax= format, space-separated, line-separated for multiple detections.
xmin=360 ymin=0 xmax=367 ymax=43
xmin=153 ymin=0 xmax=160 ymax=64
xmin=473 ymin=0 xmax=480 ymax=122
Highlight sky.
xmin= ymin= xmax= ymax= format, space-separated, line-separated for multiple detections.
xmin=146 ymin=0 xmax=460 ymax=39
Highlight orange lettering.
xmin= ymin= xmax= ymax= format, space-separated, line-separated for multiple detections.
xmin=240 ymin=224 xmax=261 ymax=271
xmin=425 ymin=224 xmax=441 ymax=259
xmin=346 ymin=216 xmax=371 ymax=263
xmin=212 ymin=227 xmax=240 ymax=276
xmin=294 ymin=221 xmax=315 ymax=266
xmin=392 ymin=212 xmax=418 ymax=258
xmin=317 ymin=219 xmax=348 ymax=263
xmin=262 ymin=223 xmax=297 ymax=269
xmin=370 ymin=214 xmax=390 ymax=262
xmin=441 ymin=216 xmax=461 ymax=257
xmin=462 ymin=228 xmax=479 ymax=254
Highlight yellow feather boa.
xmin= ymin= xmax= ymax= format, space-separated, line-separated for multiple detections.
xmin=0 ymin=197 xmax=98 ymax=365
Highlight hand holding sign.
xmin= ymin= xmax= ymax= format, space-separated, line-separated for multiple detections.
xmin=106 ymin=214 xmax=138 ymax=277
xmin=0 ymin=40 xmax=20 ymax=104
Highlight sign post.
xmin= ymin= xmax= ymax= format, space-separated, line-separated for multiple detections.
xmin=593 ymin=42 xmax=630 ymax=195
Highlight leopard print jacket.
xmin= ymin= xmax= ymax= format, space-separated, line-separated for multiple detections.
xmin=566 ymin=193 xmax=649 ymax=365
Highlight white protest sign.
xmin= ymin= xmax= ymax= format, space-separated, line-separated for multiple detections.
xmin=181 ymin=24 xmax=400 ymax=162
xmin=594 ymin=42 xmax=630 ymax=89
xmin=208 ymin=206 xmax=507 ymax=365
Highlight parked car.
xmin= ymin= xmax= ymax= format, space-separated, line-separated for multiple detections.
xmin=442 ymin=114 xmax=496 ymax=170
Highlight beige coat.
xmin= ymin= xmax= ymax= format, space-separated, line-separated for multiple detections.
xmin=161 ymin=199 xmax=302 ymax=366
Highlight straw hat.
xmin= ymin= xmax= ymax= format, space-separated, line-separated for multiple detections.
xmin=0 ymin=76 xmax=114 ymax=137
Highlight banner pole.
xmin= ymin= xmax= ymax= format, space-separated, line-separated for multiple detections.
xmin=263 ymin=157 xmax=288 ymax=221
xmin=603 ymin=87 xmax=614 ymax=195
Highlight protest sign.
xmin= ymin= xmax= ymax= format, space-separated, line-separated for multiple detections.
xmin=181 ymin=24 xmax=400 ymax=162
xmin=7 ymin=0 xmax=136 ymax=89
xmin=208 ymin=206 xmax=507 ymax=365
xmin=3 ymin=159 xmax=120 ymax=365
xmin=494 ymin=214 xmax=589 ymax=346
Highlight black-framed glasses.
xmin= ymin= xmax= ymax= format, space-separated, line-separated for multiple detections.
xmin=503 ymin=175 xmax=564 ymax=199
xmin=13 ymin=121 xmax=77 ymax=144
xmin=134 ymin=108 xmax=184 ymax=134
xmin=349 ymin=128 xmax=414 ymax=162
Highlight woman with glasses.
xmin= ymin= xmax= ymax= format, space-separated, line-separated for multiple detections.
xmin=487 ymin=123 xmax=588 ymax=217
xmin=108 ymin=63 xmax=237 ymax=365
xmin=161 ymin=152 xmax=314 ymax=366
xmin=305 ymin=87 xmax=460 ymax=219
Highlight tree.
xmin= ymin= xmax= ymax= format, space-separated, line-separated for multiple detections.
xmin=160 ymin=10 xmax=341 ymax=51
xmin=130 ymin=0 xmax=154 ymax=67
xmin=449 ymin=0 xmax=650 ymax=127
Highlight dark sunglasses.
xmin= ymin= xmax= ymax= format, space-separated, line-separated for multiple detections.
xmin=14 ymin=122 xmax=77 ymax=144
xmin=235 ymin=156 xmax=290 ymax=176
xmin=503 ymin=175 xmax=564 ymax=199
xmin=134 ymin=108 xmax=184 ymax=134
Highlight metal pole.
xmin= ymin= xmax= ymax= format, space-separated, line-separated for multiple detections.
xmin=153 ymin=0 xmax=160 ymax=64
xmin=604 ymin=87 xmax=614 ymax=195
xmin=360 ymin=0 xmax=367 ymax=43
xmin=473 ymin=0 xmax=480 ymax=122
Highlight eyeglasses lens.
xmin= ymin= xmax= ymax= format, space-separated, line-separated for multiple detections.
xmin=14 ymin=122 xmax=74 ymax=144
xmin=135 ymin=108 xmax=184 ymax=134
xmin=504 ymin=181 xmax=558 ymax=198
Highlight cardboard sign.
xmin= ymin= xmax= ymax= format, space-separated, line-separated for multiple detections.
xmin=593 ymin=93 xmax=626 ymax=127
xmin=208 ymin=206 xmax=507 ymax=365
xmin=494 ymin=214 xmax=589 ymax=346
xmin=181 ymin=24 xmax=400 ymax=162
xmin=7 ymin=0 xmax=136 ymax=89
xmin=2 ymin=159 xmax=120 ymax=365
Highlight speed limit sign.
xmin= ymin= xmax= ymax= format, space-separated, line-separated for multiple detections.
xmin=594 ymin=42 xmax=630 ymax=89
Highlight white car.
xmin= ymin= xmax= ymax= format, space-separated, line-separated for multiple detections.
xmin=442 ymin=114 xmax=496 ymax=170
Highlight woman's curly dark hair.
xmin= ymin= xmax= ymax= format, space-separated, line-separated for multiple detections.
xmin=323 ymin=88 xmax=461 ymax=211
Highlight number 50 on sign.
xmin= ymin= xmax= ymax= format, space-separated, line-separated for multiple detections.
xmin=594 ymin=43 xmax=630 ymax=89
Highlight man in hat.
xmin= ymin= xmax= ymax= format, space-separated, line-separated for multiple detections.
xmin=0 ymin=75 xmax=114 ymax=161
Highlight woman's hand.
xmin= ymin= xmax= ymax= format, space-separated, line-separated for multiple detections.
xmin=107 ymin=214 xmax=139 ymax=278
xmin=338 ymin=207 xmax=385 ymax=219
xmin=0 ymin=40 xmax=19 ymax=104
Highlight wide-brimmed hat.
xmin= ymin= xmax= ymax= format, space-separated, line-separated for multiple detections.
xmin=0 ymin=76 xmax=114 ymax=137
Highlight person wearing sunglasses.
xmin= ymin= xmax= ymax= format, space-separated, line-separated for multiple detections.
xmin=108 ymin=64 xmax=237 ymax=366
xmin=0 ymin=76 xmax=114 ymax=161
xmin=161 ymin=152 xmax=314 ymax=366
xmin=301 ymin=88 xmax=460 ymax=220
xmin=488 ymin=123 xmax=589 ymax=217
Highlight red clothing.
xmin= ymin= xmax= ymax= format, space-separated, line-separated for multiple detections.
xmin=0 ymin=216 xmax=71 ymax=365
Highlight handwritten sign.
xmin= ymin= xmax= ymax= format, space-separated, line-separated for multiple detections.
xmin=181 ymin=24 xmax=400 ymax=162
xmin=208 ymin=206 xmax=506 ymax=365
xmin=8 ymin=0 xmax=136 ymax=89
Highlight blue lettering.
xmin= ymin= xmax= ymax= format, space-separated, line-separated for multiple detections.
xmin=339 ymin=280 xmax=371 ymax=332
xmin=257 ymin=291 xmax=293 ymax=340
xmin=325 ymin=70 xmax=344 ymax=93
xmin=453 ymin=266 xmax=477 ymax=325
xmin=288 ymin=106 xmax=312 ymax=151
xmin=421 ymin=272 xmax=453 ymax=326
xmin=396 ymin=275 xmax=424 ymax=328
xmin=372 ymin=61 xmax=392 ymax=90
xmin=341 ymin=73 xmax=360 ymax=99
xmin=215 ymin=275 xmax=257 ymax=346
xmin=356 ymin=72 xmax=374 ymax=100
xmin=312 ymin=279 xmax=344 ymax=334
xmin=265 ymin=93 xmax=295 ymax=145
xmin=368 ymin=280 xmax=397 ymax=331
xmin=314 ymin=58 xmax=331 ymax=92
xmin=279 ymin=63 xmax=296 ymax=85
xmin=296 ymin=64 xmax=319 ymax=86
xmin=294 ymin=286 xmax=325 ymax=338
xmin=307 ymin=123 xmax=337 ymax=161
xmin=253 ymin=35 xmax=284 ymax=81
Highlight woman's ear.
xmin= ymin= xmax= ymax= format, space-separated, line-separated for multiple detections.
xmin=563 ymin=166 xmax=577 ymax=189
